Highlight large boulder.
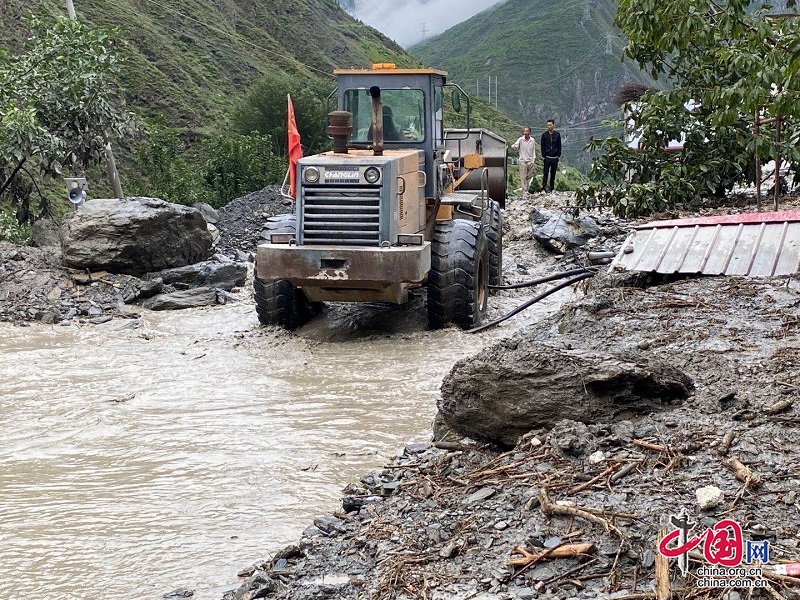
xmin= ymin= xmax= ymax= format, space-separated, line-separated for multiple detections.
xmin=531 ymin=208 xmax=600 ymax=253
xmin=438 ymin=340 xmax=693 ymax=447
xmin=60 ymin=198 xmax=213 ymax=276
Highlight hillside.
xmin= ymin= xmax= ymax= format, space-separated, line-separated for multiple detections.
xmin=0 ymin=0 xmax=413 ymax=128
xmin=411 ymin=0 xmax=657 ymax=168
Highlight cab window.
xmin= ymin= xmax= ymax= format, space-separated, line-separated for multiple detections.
xmin=344 ymin=89 xmax=425 ymax=143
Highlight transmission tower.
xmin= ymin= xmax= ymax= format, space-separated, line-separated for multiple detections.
xmin=420 ymin=23 xmax=428 ymax=41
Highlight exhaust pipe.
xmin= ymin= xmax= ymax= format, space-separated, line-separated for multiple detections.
xmin=327 ymin=111 xmax=353 ymax=154
xmin=370 ymin=86 xmax=384 ymax=156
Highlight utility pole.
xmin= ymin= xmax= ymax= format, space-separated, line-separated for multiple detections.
xmin=488 ymin=75 xmax=491 ymax=104
xmin=64 ymin=0 xmax=124 ymax=199
xmin=65 ymin=0 xmax=76 ymax=19
xmin=606 ymin=32 xmax=613 ymax=55
xmin=495 ymin=76 xmax=498 ymax=108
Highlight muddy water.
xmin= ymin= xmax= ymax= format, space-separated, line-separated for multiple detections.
xmin=0 ymin=297 xmax=542 ymax=600
xmin=0 ymin=267 xmax=579 ymax=600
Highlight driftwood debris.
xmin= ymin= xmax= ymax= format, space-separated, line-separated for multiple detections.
xmin=655 ymin=529 xmax=671 ymax=600
xmin=722 ymin=456 xmax=762 ymax=489
xmin=507 ymin=542 xmax=595 ymax=567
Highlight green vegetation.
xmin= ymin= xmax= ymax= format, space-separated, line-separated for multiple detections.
xmin=576 ymin=0 xmax=800 ymax=217
xmin=412 ymin=0 xmax=656 ymax=170
xmin=0 ymin=0 xmax=415 ymax=219
xmin=0 ymin=15 xmax=137 ymax=222
xmin=129 ymin=128 xmax=284 ymax=208
xmin=232 ymin=73 xmax=331 ymax=157
xmin=0 ymin=209 xmax=31 ymax=244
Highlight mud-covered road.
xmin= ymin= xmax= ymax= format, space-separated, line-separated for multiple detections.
xmin=0 ymin=192 xmax=596 ymax=600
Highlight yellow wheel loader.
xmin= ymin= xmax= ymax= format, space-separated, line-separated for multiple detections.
xmin=255 ymin=64 xmax=507 ymax=330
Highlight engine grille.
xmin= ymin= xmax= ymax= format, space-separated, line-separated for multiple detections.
xmin=302 ymin=187 xmax=381 ymax=246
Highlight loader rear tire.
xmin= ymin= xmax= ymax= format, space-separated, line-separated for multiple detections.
xmin=254 ymin=213 xmax=320 ymax=329
xmin=482 ymin=200 xmax=503 ymax=287
xmin=427 ymin=219 xmax=489 ymax=330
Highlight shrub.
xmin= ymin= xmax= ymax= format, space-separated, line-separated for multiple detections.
xmin=0 ymin=208 xmax=31 ymax=244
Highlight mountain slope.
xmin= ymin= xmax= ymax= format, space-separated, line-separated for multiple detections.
xmin=0 ymin=0 xmax=414 ymax=128
xmin=411 ymin=0 xmax=656 ymax=167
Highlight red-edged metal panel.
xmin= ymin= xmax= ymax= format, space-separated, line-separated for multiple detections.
xmin=613 ymin=210 xmax=800 ymax=277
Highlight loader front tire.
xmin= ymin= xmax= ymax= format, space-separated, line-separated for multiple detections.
xmin=254 ymin=213 xmax=319 ymax=329
xmin=427 ymin=219 xmax=489 ymax=330
xmin=254 ymin=276 xmax=317 ymax=329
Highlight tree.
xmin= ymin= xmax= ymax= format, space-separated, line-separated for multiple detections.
xmin=131 ymin=128 xmax=285 ymax=208
xmin=232 ymin=72 xmax=330 ymax=157
xmin=0 ymin=15 xmax=138 ymax=221
xmin=577 ymin=1 xmax=800 ymax=217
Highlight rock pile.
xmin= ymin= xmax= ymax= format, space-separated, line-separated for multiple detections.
xmin=225 ymin=273 xmax=800 ymax=600
xmin=215 ymin=186 xmax=290 ymax=260
xmin=0 ymin=190 xmax=264 ymax=324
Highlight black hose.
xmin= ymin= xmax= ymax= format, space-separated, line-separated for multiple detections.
xmin=488 ymin=267 xmax=594 ymax=290
xmin=468 ymin=270 xmax=596 ymax=334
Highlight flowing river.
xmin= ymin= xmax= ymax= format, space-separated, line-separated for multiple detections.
xmin=0 ymin=300 xmax=512 ymax=600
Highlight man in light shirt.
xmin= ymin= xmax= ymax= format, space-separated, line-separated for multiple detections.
xmin=511 ymin=126 xmax=536 ymax=197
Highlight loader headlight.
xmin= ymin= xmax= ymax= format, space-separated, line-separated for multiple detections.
xmin=364 ymin=167 xmax=381 ymax=184
xmin=304 ymin=167 xmax=320 ymax=184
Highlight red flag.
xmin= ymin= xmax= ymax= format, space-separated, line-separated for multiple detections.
xmin=288 ymin=94 xmax=302 ymax=198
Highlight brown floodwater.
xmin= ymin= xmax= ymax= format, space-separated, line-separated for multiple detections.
xmin=0 ymin=284 xmax=575 ymax=600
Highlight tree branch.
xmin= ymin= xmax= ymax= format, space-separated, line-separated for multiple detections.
xmin=0 ymin=158 xmax=27 ymax=197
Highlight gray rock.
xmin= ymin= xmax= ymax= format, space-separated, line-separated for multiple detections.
xmin=438 ymin=341 xmax=693 ymax=447
xmin=232 ymin=570 xmax=276 ymax=600
xmin=313 ymin=516 xmax=345 ymax=535
xmin=88 ymin=314 xmax=113 ymax=325
xmin=142 ymin=287 xmax=219 ymax=311
xmin=465 ymin=487 xmax=497 ymax=504
xmin=147 ymin=260 xmax=246 ymax=291
xmin=60 ymin=198 xmax=212 ymax=276
xmin=137 ymin=277 xmax=164 ymax=299
xmin=532 ymin=210 xmax=600 ymax=253
xmin=30 ymin=218 xmax=62 ymax=247
xmin=163 ymin=588 xmax=194 ymax=598
xmin=194 ymin=201 xmax=220 ymax=224
xmin=215 ymin=289 xmax=239 ymax=304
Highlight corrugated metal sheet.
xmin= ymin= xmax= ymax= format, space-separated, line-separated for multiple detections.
xmin=611 ymin=210 xmax=800 ymax=277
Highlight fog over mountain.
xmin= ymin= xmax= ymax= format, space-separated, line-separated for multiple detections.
xmin=348 ymin=0 xmax=506 ymax=48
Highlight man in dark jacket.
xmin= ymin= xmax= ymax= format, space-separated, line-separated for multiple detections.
xmin=540 ymin=119 xmax=561 ymax=193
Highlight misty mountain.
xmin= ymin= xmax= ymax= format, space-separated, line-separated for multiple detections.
xmin=412 ymin=0 xmax=656 ymax=168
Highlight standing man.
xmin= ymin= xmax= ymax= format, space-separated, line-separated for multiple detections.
xmin=511 ymin=126 xmax=536 ymax=197
xmin=540 ymin=119 xmax=561 ymax=193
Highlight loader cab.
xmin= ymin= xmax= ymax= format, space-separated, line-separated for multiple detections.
xmin=335 ymin=65 xmax=454 ymax=199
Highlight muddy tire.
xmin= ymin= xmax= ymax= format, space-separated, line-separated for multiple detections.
xmin=254 ymin=214 xmax=320 ymax=329
xmin=428 ymin=219 xmax=489 ymax=330
xmin=254 ymin=276 xmax=318 ymax=329
xmin=482 ymin=200 xmax=503 ymax=287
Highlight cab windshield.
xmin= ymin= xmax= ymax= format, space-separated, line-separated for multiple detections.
xmin=343 ymin=88 xmax=425 ymax=143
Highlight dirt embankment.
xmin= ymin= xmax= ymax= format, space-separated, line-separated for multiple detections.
xmin=225 ymin=194 xmax=800 ymax=600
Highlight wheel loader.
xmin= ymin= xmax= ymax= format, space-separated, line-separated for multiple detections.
xmin=254 ymin=63 xmax=507 ymax=330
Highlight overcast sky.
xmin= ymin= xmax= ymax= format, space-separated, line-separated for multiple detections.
xmin=349 ymin=0 xmax=505 ymax=48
